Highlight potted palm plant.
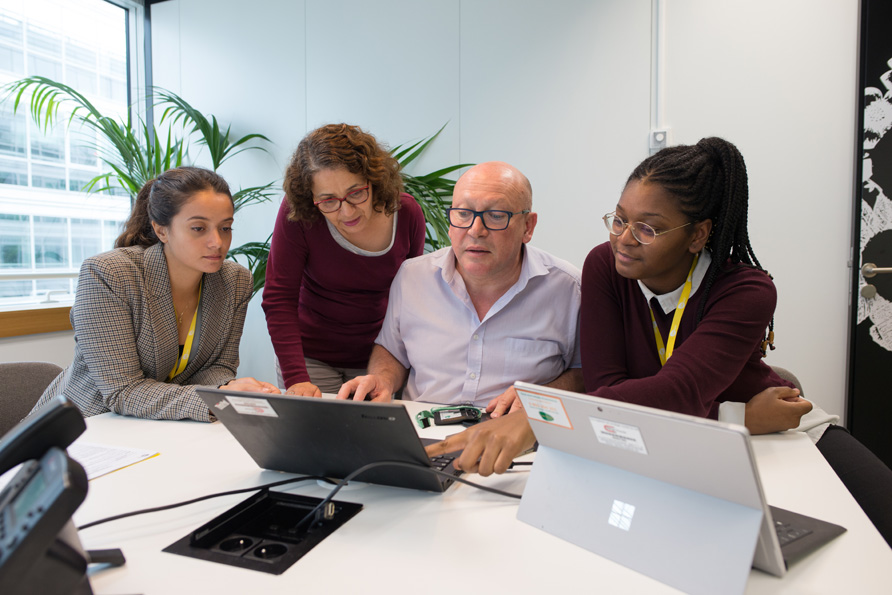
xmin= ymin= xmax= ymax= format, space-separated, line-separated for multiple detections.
xmin=3 ymin=76 xmax=467 ymax=293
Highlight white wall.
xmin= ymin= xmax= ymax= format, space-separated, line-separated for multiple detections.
xmin=661 ymin=0 xmax=858 ymax=419
xmin=4 ymin=0 xmax=855 ymax=420
xmin=0 ymin=331 xmax=74 ymax=367
xmin=150 ymin=0 xmax=305 ymax=384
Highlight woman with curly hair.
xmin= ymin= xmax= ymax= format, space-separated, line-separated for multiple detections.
xmin=262 ymin=124 xmax=426 ymax=395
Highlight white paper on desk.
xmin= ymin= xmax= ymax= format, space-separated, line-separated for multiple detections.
xmin=68 ymin=441 xmax=158 ymax=480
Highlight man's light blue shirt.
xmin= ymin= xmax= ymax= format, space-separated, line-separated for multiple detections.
xmin=376 ymin=244 xmax=581 ymax=406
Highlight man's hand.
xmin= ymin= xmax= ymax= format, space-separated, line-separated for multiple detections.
xmin=284 ymin=381 xmax=322 ymax=397
xmin=485 ymin=386 xmax=523 ymax=418
xmin=744 ymin=386 xmax=812 ymax=434
xmin=424 ymin=410 xmax=536 ymax=476
xmin=336 ymin=375 xmax=394 ymax=402
xmin=222 ymin=377 xmax=280 ymax=393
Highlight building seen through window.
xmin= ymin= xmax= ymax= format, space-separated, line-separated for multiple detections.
xmin=0 ymin=0 xmax=132 ymax=308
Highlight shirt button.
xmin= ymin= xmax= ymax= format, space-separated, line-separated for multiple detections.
xmin=473 ymin=334 xmax=479 ymax=340
xmin=469 ymin=372 xmax=477 ymax=379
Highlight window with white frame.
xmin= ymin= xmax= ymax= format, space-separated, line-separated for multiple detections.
xmin=0 ymin=0 xmax=142 ymax=309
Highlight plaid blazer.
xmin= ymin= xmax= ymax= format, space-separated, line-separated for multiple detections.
xmin=34 ymin=243 xmax=253 ymax=421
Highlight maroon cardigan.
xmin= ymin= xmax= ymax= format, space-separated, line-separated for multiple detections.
xmin=581 ymin=242 xmax=793 ymax=419
xmin=262 ymin=194 xmax=425 ymax=387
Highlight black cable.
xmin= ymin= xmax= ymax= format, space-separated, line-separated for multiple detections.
xmin=77 ymin=475 xmax=330 ymax=530
xmin=290 ymin=460 xmax=523 ymax=535
xmin=79 ymin=460 xmax=525 ymax=532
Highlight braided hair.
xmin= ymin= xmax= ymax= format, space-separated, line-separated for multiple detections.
xmin=627 ymin=137 xmax=774 ymax=353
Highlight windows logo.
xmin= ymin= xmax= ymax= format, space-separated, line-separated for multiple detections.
xmin=608 ymin=500 xmax=636 ymax=531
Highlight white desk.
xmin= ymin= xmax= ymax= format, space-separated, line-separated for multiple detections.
xmin=74 ymin=402 xmax=891 ymax=594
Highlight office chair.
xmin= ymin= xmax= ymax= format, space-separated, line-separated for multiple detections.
xmin=0 ymin=361 xmax=63 ymax=436
xmin=770 ymin=365 xmax=803 ymax=392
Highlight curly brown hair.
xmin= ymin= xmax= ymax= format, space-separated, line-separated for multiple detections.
xmin=283 ymin=123 xmax=404 ymax=223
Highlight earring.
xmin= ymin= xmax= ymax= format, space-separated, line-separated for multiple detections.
xmin=759 ymin=330 xmax=776 ymax=357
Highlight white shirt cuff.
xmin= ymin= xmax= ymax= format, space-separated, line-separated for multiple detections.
xmin=719 ymin=401 xmax=746 ymax=427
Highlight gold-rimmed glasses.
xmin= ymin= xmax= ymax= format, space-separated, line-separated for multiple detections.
xmin=603 ymin=212 xmax=691 ymax=245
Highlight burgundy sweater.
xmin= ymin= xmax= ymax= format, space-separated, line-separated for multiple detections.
xmin=262 ymin=194 xmax=425 ymax=387
xmin=581 ymin=242 xmax=793 ymax=419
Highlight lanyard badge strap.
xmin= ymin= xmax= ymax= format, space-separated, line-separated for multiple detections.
xmin=649 ymin=254 xmax=699 ymax=366
xmin=168 ymin=280 xmax=203 ymax=380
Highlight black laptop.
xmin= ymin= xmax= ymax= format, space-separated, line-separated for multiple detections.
xmin=196 ymin=388 xmax=460 ymax=492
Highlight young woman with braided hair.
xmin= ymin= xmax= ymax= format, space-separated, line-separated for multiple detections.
xmin=579 ymin=137 xmax=891 ymax=544
xmin=580 ymin=136 xmax=809 ymax=432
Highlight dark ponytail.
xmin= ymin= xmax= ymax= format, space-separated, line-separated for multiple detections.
xmin=115 ymin=167 xmax=232 ymax=248
xmin=115 ymin=179 xmax=157 ymax=248
xmin=627 ymin=137 xmax=774 ymax=352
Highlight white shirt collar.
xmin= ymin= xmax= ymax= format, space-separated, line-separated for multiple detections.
xmin=637 ymin=249 xmax=712 ymax=313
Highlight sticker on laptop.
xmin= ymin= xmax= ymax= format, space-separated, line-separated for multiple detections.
xmin=213 ymin=399 xmax=230 ymax=411
xmin=589 ymin=417 xmax=648 ymax=455
xmin=517 ymin=391 xmax=573 ymax=429
xmin=225 ymin=396 xmax=278 ymax=418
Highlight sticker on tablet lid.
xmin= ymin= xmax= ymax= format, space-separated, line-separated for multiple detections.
xmin=590 ymin=417 xmax=647 ymax=455
xmin=225 ymin=396 xmax=278 ymax=417
xmin=517 ymin=390 xmax=572 ymax=429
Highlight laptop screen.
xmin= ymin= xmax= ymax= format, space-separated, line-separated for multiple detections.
xmin=195 ymin=388 xmax=460 ymax=492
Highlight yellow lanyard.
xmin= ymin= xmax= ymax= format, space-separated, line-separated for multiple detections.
xmin=649 ymin=254 xmax=699 ymax=366
xmin=168 ymin=281 xmax=202 ymax=380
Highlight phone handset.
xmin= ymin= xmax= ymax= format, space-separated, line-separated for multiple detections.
xmin=0 ymin=395 xmax=85 ymax=477
xmin=0 ymin=396 xmax=95 ymax=594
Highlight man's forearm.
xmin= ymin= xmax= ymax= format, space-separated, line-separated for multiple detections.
xmin=367 ymin=345 xmax=409 ymax=395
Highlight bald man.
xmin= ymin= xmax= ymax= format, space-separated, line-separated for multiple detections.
xmin=337 ymin=161 xmax=583 ymax=413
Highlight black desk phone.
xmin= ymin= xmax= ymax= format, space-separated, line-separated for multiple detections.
xmin=0 ymin=396 xmax=97 ymax=594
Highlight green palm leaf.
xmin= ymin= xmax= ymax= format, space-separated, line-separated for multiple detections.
xmin=155 ymin=88 xmax=272 ymax=170
xmin=233 ymin=183 xmax=277 ymax=213
xmin=228 ymin=237 xmax=271 ymax=295
xmin=392 ymin=125 xmax=471 ymax=251
xmin=1 ymin=77 xmax=469 ymax=296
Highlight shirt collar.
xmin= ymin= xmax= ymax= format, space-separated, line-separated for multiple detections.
xmin=437 ymin=245 xmax=548 ymax=318
xmin=436 ymin=244 xmax=545 ymax=281
xmin=637 ymin=249 xmax=712 ymax=313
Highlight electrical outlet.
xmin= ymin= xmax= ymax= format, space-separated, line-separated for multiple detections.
xmin=649 ymin=129 xmax=669 ymax=152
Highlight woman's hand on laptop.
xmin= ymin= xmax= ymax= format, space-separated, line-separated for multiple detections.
xmin=284 ymin=382 xmax=322 ymax=397
xmin=336 ymin=375 xmax=394 ymax=402
xmin=424 ymin=410 xmax=536 ymax=476
xmin=221 ymin=377 xmax=281 ymax=393
xmin=744 ymin=386 xmax=812 ymax=434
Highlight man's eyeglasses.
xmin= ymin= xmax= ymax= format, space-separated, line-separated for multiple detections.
xmin=446 ymin=208 xmax=530 ymax=231
xmin=603 ymin=212 xmax=691 ymax=245
xmin=314 ymin=185 xmax=370 ymax=213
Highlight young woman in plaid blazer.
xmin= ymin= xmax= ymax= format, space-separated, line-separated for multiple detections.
xmin=33 ymin=167 xmax=278 ymax=421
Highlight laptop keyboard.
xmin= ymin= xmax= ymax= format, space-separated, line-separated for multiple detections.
xmin=429 ymin=454 xmax=456 ymax=472
xmin=775 ymin=519 xmax=813 ymax=546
